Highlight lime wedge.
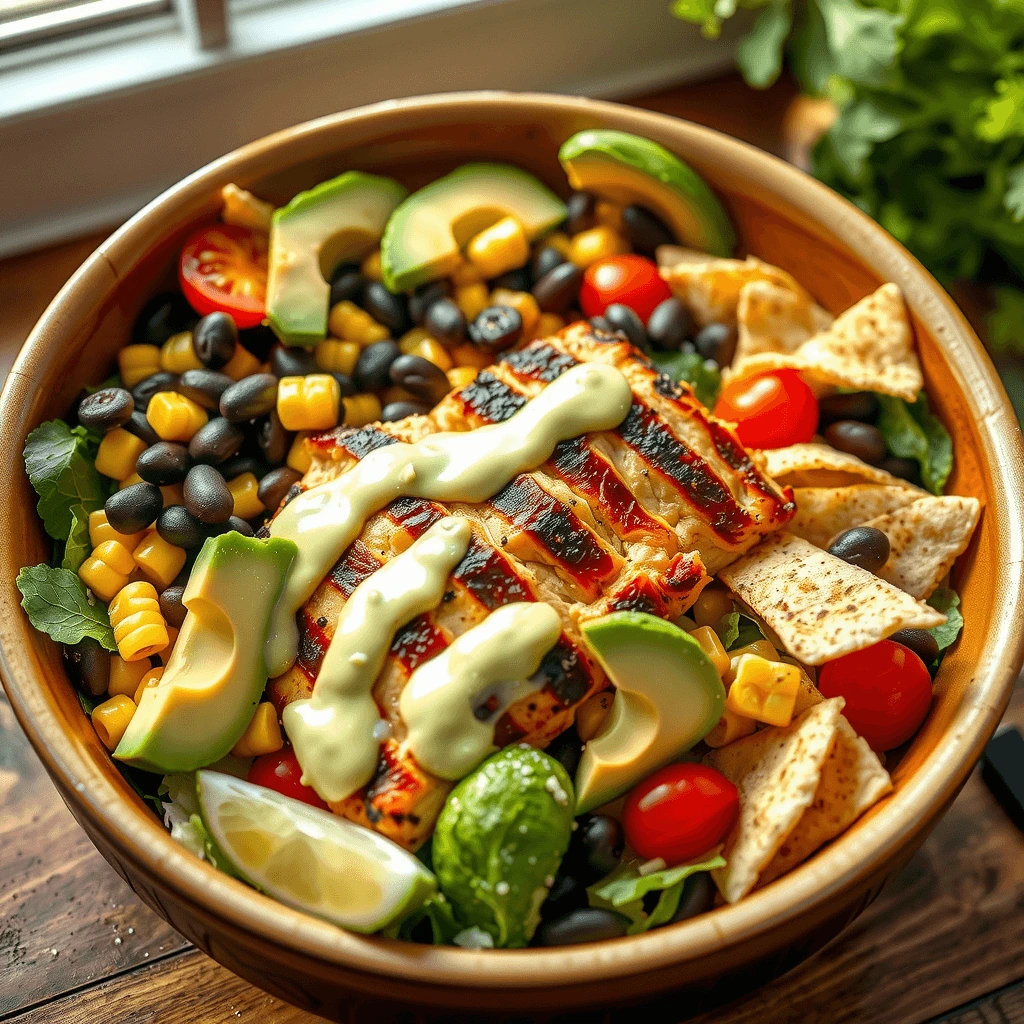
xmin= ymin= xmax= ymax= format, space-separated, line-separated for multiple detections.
xmin=196 ymin=770 xmax=436 ymax=933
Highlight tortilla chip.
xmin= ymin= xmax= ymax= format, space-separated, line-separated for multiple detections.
xmin=655 ymin=245 xmax=711 ymax=270
xmin=863 ymin=495 xmax=981 ymax=600
xmin=758 ymin=716 xmax=892 ymax=886
xmin=704 ymin=697 xmax=846 ymax=903
xmin=718 ymin=532 xmax=945 ymax=665
xmin=789 ymin=485 xmax=920 ymax=549
xmin=790 ymin=666 xmax=825 ymax=715
xmin=734 ymin=280 xmax=834 ymax=363
xmin=760 ymin=442 xmax=925 ymax=491
xmin=728 ymin=284 xmax=923 ymax=402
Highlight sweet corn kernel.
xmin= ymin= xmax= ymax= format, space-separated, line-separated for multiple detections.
xmin=88 ymin=509 xmax=144 ymax=550
xmin=133 ymin=666 xmax=164 ymax=705
xmin=147 ymin=392 xmax=208 ymax=442
xmin=466 ymin=216 xmax=530 ymax=279
xmin=160 ymin=483 xmax=185 ymax=507
xmin=277 ymin=374 xmax=341 ymax=431
xmin=315 ymin=338 xmax=360 ymax=376
xmin=119 ymin=472 xmax=144 ymax=490
xmin=569 ymin=225 xmax=630 ymax=269
xmin=536 ymin=313 xmax=565 ymax=338
xmin=450 ymin=257 xmax=484 ymax=286
xmin=160 ymin=331 xmax=202 ymax=374
xmin=342 ymin=393 xmax=383 ymax=428
xmin=95 ymin=428 xmax=147 ymax=481
xmin=79 ymin=540 xmax=135 ymax=602
xmin=454 ymin=283 xmax=490 ymax=322
xmin=704 ymin=705 xmax=758 ymax=748
xmin=361 ymin=249 xmax=383 ymax=282
xmin=398 ymin=326 xmax=433 ymax=352
xmin=490 ymin=288 xmax=540 ymax=339
xmin=132 ymin=531 xmax=187 ymax=590
xmin=595 ymin=201 xmax=625 ymax=232
xmin=407 ymin=336 xmax=452 ymax=371
xmin=381 ymin=385 xmax=419 ymax=407
xmin=221 ymin=344 xmax=262 ymax=381
xmin=110 ymin=579 xmax=170 ymax=660
xmin=159 ymin=624 xmax=179 ymax=656
xmin=328 ymin=300 xmax=389 ymax=346
xmin=227 ymin=472 xmax=264 ymax=519
xmin=108 ymin=655 xmax=152 ymax=697
xmin=693 ymin=585 xmax=734 ymax=629
xmin=118 ymin=344 xmax=161 ymax=388
xmin=231 ymin=702 xmax=284 ymax=758
xmin=451 ymin=342 xmax=492 ymax=370
xmin=575 ymin=690 xmax=614 ymax=742
xmin=221 ymin=183 xmax=274 ymax=232
xmin=543 ymin=231 xmax=572 ymax=258
xmin=688 ymin=625 xmax=730 ymax=678
xmin=287 ymin=432 xmax=312 ymax=474
xmin=446 ymin=366 xmax=478 ymax=392
xmin=726 ymin=654 xmax=801 ymax=728
xmin=92 ymin=695 xmax=136 ymax=751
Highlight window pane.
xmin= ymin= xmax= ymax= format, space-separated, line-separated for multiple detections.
xmin=0 ymin=0 xmax=169 ymax=48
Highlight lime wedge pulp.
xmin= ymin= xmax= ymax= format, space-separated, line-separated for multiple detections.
xmin=196 ymin=771 xmax=436 ymax=933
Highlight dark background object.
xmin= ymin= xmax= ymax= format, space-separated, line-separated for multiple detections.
xmin=982 ymin=727 xmax=1024 ymax=833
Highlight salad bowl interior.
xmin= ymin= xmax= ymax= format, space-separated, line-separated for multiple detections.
xmin=1 ymin=92 xmax=1023 ymax=1020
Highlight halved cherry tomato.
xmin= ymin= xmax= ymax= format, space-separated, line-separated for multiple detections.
xmin=247 ymin=747 xmax=329 ymax=809
xmin=579 ymin=254 xmax=672 ymax=322
xmin=179 ymin=223 xmax=268 ymax=329
xmin=622 ymin=762 xmax=739 ymax=866
xmin=713 ymin=368 xmax=819 ymax=449
xmin=818 ymin=639 xmax=932 ymax=751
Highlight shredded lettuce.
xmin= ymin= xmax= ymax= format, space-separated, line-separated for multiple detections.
xmin=877 ymin=394 xmax=953 ymax=495
xmin=927 ymin=587 xmax=964 ymax=653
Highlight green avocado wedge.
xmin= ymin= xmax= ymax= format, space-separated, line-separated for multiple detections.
xmin=266 ymin=171 xmax=407 ymax=347
xmin=574 ymin=612 xmax=726 ymax=814
xmin=114 ymin=533 xmax=296 ymax=774
xmin=559 ymin=129 xmax=736 ymax=257
xmin=380 ymin=163 xmax=567 ymax=292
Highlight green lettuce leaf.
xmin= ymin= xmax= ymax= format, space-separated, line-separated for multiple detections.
xmin=61 ymin=508 xmax=91 ymax=573
xmin=16 ymin=563 xmax=116 ymax=650
xmin=718 ymin=609 xmax=766 ymax=651
xmin=717 ymin=611 xmax=740 ymax=649
xmin=877 ymin=394 xmax=953 ymax=495
xmin=927 ymin=587 xmax=964 ymax=652
xmin=393 ymin=894 xmax=461 ymax=944
xmin=649 ymin=350 xmax=722 ymax=408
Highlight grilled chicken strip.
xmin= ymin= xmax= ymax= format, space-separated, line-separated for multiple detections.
xmin=268 ymin=323 xmax=794 ymax=849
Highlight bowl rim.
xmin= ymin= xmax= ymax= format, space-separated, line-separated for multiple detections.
xmin=3 ymin=90 xmax=1023 ymax=993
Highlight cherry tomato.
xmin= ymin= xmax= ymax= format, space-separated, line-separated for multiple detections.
xmin=622 ymin=762 xmax=739 ymax=866
xmin=818 ymin=639 xmax=932 ymax=751
xmin=247 ymin=747 xmax=329 ymax=809
xmin=713 ymin=368 xmax=819 ymax=449
xmin=179 ymin=223 xmax=268 ymax=328
xmin=579 ymin=254 xmax=672 ymax=322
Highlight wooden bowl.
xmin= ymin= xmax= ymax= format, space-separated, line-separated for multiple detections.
xmin=2 ymin=93 xmax=1022 ymax=1021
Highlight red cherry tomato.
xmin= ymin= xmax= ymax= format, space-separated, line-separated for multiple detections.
xmin=622 ymin=762 xmax=739 ymax=866
xmin=247 ymin=747 xmax=329 ymax=809
xmin=179 ymin=223 xmax=268 ymax=328
xmin=713 ymin=368 xmax=819 ymax=449
xmin=818 ymin=639 xmax=932 ymax=751
xmin=579 ymin=254 xmax=672 ymax=322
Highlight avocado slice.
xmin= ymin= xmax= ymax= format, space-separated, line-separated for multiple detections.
xmin=114 ymin=532 xmax=297 ymax=774
xmin=380 ymin=163 xmax=567 ymax=292
xmin=574 ymin=612 xmax=726 ymax=814
xmin=266 ymin=171 xmax=407 ymax=347
xmin=559 ymin=129 xmax=736 ymax=257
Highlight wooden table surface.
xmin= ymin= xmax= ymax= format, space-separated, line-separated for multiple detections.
xmin=2 ymin=74 xmax=1023 ymax=1024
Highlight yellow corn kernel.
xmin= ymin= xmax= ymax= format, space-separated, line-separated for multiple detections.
xmin=221 ymin=344 xmax=262 ymax=381
xmin=398 ymin=326 xmax=433 ymax=353
xmin=450 ymin=257 xmax=485 ymax=286
xmin=446 ymin=366 xmax=478 ymax=392
xmin=315 ymin=338 xmax=360 ymax=376
xmin=466 ymin=216 xmax=529 ymax=279
xmin=220 ymin=183 xmax=274 ymax=233
xmin=536 ymin=313 xmax=565 ymax=338
xmin=277 ymin=374 xmax=341 ymax=431
xmin=454 ymin=283 xmax=491 ymax=322
xmin=543 ymin=231 xmax=572 ymax=258
xmin=133 ymin=666 xmax=164 ymax=705
xmin=688 ymin=625 xmax=730 ymax=678
xmin=408 ymin=336 xmax=453 ymax=372
xmin=361 ymin=249 xmax=383 ymax=282
xmin=569 ymin=225 xmax=630 ymax=269
xmin=726 ymin=654 xmax=801 ymax=728
xmin=231 ymin=702 xmax=284 ymax=758
xmin=287 ymin=432 xmax=312 ymax=474
xmin=704 ymin=705 xmax=758 ymax=749
xmin=693 ymin=585 xmax=734 ymax=629
xmin=95 ymin=428 xmax=147 ymax=481
xmin=118 ymin=344 xmax=161 ymax=388
xmin=342 ymin=393 xmax=383 ymax=428
xmin=108 ymin=655 xmax=151 ymax=697
xmin=161 ymin=624 xmax=179 ymax=655
xmin=160 ymin=331 xmax=202 ymax=374
xmin=328 ymin=300 xmax=389 ymax=346
xmin=227 ymin=472 xmax=264 ymax=519
xmin=160 ymin=483 xmax=185 ymax=507
xmin=88 ymin=509 xmax=144 ymax=551
xmin=92 ymin=695 xmax=136 ymax=751
xmin=146 ymin=392 xmax=208 ymax=442
xmin=595 ymin=201 xmax=625 ymax=232
xmin=132 ymin=531 xmax=187 ymax=590
xmin=451 ymin=342 xmax=492 ymax=370
xmin=119 ymin=472 xmax=144 ymax=490
xmin=490 ymin=288 xmax=540 ymax=339
xmin=381 ymin=384 xmax=419 ymax=407
xmin=110 ymin=579 xmax=170 ymax=661
xmin=78 ymin=540 xmax=135 ymax=602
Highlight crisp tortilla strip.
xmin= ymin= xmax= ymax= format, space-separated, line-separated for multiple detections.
xmin=719 ymin=532 xmax=945 ymax=665
xmin=789 ymin=485 xmax=920 ymax=548
xmin=734 ymin=280 xmax=834 ymax=363
xmin=705 ymin=697 xmax=846 ymax=903
xmin=728 ymin=284 xmax=923 ymax=402
xmin=758 ymin=716 xmax=892 ymax=886
xmin=760 ymin=442 xmax=925 ymax=491
xmin=863 ymin=496 xmax=981 ymax=600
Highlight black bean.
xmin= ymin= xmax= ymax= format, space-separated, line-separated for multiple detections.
xmin=890 ymin=627 xmax=940 ymax=664
xmin=156 ymin=505 xmax=208 ymax=550
xmin=545 ymin=726 xmax=582 ymax=779
xmin=537 ymin=908 xmax=628 ymax=946
xmin=237 ymin=323 xmax=277 ymax=361
xmin=136 ymin=442 xmax=192 ymax=486
xmin=468 ymin=306 xmax=523 ymax=354
xmin=158 ymin=585 xmax=188 ymax=629
xmin=491 ymin=266 xmax=532 ymax=292
xmin=257 ymin=466 xmax=302 ymax=512
xmin=256 ymin=410 xmax=292 ymax=466
xmin=622 ymin=204 xmax=675 ymax=255
xmin=362 ymin=281 xmax=409 ymax=336
xmin=123 ymin=410 xmax=160 ymax=446
xmin=78 ymin=387 xmax=134 ymax=432
xmin=576 ymin=815 xmax=624 ymax=880
xmin=133 ymin=291 xmax=197 ymax=346
xmin=408 ymin=279 xmax=452 ymax=325
xmin=646 ymin=297 xmax=692 ymax=350
xmin=132 ymin=372 xmax=178 ymax=411
xmin=565 ymin=191 xmax=596 ymax=234
xmin=880 ymin=455 xmax=922 ymax=486
xmin=388 ymin=355 xmax=450 ymax=405
xmin=381 ymin=401 xmax=431 ymax=421
xmin=192 ymin=312 xmax=238 ymax=370
xmin=603 ymin=303 xmax=648 ymax=351
xmin=329 ymin=372 xmax=356 ymax=398
xmin=354 ymin=340 xmax=401 ymax=392
xmin=539 ymin=874 xmax=587 ymax=921
xmin=105 ymin=482 xmax=162 ymax=535
xmin=532 ymin=245 xmax=566 ymax=281
xmin=218 ymin=453 xmax=269 ymax=481
xmin=219 ymin=373 xmax=278 ymax=422
xmin=694 ymin=322 xmax=737 ymax=365
xmin=188 ymin=418 xmax=244 ymax=466
xmin=532 ymin=262 xmax=583 ymax=314
xmin=818 ymin=391 xmax=879 ymax=425
xmin=825 ymin=421 xmax=887 ymax=466
xmin=589 ymin=316 xmax=612 ymax=334
xmin=828 ymin=526 xmax=891 ymax=573
xmin=183 ymin=464 xmax=233 ymax=524
xmin=64 ymin=636 xmax=110 ymax=698
xmin=176 ymin=369 xmax=234 ymax=410
xmin=226 ymin=515 xmax=255 ymax=537
xmin=270 ymin=345 xmax=318 ymax=378
xmin=671 ymin=872 xmax=715 ymax=923
xmin=424 ymin=298 xmax=467 ymax=347
xmin=329 ymin=266 xmax=365 ymax=307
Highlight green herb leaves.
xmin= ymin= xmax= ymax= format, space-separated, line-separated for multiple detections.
xmin=927 ymin=587 xmax=963 ymax=653
xmin=877 ymin=393 xmax=953 ymax=494
xmin=16 ymin=564 xmax=116 ymax=650
xmin=649 ymin=349 xmax=722 ymax=408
